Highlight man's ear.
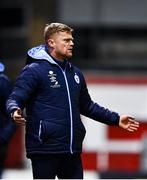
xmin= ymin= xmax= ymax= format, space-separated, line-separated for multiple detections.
xmin=47 ymin=39 xmax=55 ymax=48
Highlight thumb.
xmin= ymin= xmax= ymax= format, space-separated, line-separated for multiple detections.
xmin=17 ymin=108 xmax=22 ymax=115
xmin=127 ymin=116 xmax=135 ymax=120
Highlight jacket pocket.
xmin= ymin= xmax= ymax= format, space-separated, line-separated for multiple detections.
xmin=39 ymin=121 xmax=70 ymax=143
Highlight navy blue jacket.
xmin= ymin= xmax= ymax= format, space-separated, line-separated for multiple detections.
xmin=0 ymin=73 xmax=17 ymax=144
xmin=7 ymin=45 xmax=119 ymax=157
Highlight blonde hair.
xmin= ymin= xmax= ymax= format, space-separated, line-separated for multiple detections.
xmin=44 ymin=22 xmax=73 ymax=43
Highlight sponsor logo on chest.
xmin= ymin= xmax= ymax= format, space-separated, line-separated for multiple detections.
xmin=48 ymin=71 xmax=80 ymax=88
xmin=48 ymin=71 xmax=61 ymax=88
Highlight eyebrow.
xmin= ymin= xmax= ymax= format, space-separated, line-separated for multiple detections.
xmin=64 ymin=37 xmax=74 ymax=41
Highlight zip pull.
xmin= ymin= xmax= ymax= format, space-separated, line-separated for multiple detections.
xmin=38 ymin=120 xmax=43 ymax=143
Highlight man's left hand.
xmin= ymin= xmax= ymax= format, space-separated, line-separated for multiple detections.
xmin=119 ymin=115 xmax=139 ymax=132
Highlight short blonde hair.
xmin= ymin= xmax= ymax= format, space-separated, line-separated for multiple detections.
xmin=44 ymin=22 xmax=73 ymax=43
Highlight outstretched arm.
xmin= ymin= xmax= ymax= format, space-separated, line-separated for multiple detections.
xmin=119 ymin=115 xmax=139 ymax=132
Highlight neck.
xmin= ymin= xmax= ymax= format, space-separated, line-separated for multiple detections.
xmin=45 ymin=45 xmax=65 ymax=62
xmin=50 ymin=52 xmax=65 ymax=62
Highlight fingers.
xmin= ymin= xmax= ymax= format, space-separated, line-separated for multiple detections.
xmin=128 ymin=120 xmax=139 ymax=129
xmin=14 ymin=117 xmax=26 ymax=126
xmin=127 ymin=126 xmax=138 ymax=132
xmin=126 ymin=121 xmax=139 ymax=132
xmin=128 ymin=118 xmax=139 ymax=124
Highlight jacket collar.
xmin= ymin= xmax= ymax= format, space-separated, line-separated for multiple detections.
xmin=27 ymin=45 xmax=73 ymax=69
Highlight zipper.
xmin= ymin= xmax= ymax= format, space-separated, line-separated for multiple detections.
xmin=58 ymin=65 xmax=73 ymax=154
xmin=38 ymin=120 xmax=43 ymax=143
xmin=62 ymin=70 xmax=73 ymax=154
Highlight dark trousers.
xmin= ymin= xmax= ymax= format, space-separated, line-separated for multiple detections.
xmin=30 ymin=153 xmax=83 ymax=179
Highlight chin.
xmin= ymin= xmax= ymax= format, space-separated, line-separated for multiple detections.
xmin=67 ymin=53 xmax=73 ymax=59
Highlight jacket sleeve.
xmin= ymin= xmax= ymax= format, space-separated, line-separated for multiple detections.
xmin=7 ymin=64 xmax=40 ymax=114
xmin=79 ymin=73 xmax=120 ymax=125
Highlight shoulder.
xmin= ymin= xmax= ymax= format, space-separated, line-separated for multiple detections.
xmin=23 ymin=61 xmax=45 ymax=74
xmin=72 ymin=64 xmax=85 ymax=80
xmin=69 ymin=63 xmax=86 ymax=86
xmin=71 ymin=63 xmax=83 ymax=75
xmin=19 ymin=61 xmax=50 ymax=81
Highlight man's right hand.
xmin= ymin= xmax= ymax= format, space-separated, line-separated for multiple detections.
xmin=12 ymin=108 xmax=26 ymax=126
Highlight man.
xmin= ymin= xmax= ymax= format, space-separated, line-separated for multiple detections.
xmin=7 ymin=23 xmax=139 ymax=179
xmin=0 ymin=61 xmax=17 ymax=178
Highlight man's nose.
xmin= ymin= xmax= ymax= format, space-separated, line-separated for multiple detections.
xmin=70 ymin=41 xmax=74 ymax=46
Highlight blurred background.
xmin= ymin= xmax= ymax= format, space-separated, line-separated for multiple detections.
xmin=0 ymin=0 xmax=147 ymax=179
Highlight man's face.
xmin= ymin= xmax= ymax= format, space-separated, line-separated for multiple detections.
xmin=48 ymin=31 xmax=74 ymax=60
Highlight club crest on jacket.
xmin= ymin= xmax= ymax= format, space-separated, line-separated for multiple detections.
xmin=74 ymin=73 xmax=80 ymax=84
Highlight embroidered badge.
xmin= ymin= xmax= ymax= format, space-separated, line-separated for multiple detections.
xmin=74 ymin=73 xmax=80 ymax=84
